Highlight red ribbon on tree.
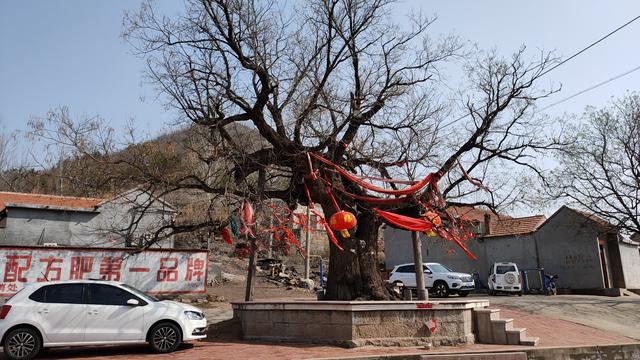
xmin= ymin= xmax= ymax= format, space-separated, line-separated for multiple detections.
xmin=373 ymin=208 xmax=477 ymax=260
xmin=373 ymin=208 xmax=435 ymax=232
xmin=310 ymin=208 xmax=344 ymax=250
xmin=303 ymin=179 xmax=344 ymax=250
xmin=220 ymin=227 xmax=233 ymax=244
xmin=240 ymin=199 xmax=255 ymax=237
xmin=310 ymin=152 xmax=436 ymax=196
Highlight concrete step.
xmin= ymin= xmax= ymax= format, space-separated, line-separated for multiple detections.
xmin=491 ymin=319 xmax=513 ymax=344
xmin=474 ymin=308 xmax=502 ymax=321
xmin=506 ymin=328 xmax=526 ymax=345
xmin=492 ymin=318 xmax=514 ymax=331
xmin=520 ymin=336 xmax=540 ymax=346
xmin=420 ymin=352 xmax=527 ymax=360
xmin=473 ymin=308 xmax=537 ymax=347
xmin=474 ymin=308 xmax=501 ymax=343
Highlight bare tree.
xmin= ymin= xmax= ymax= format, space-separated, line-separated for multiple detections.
xmin=0 ymin=126 xmax=43 ymax=193
xmin=0 ymin=129 xmax=18 ymax=188
xmin=551 ymin=94 xmax=640 ymax=234
xmin=28 ymin=0 xmax=566 ymax=300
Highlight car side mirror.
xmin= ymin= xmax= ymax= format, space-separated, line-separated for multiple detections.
xmin=424 ymin=270 xmax=432 ymax=274
xmin=126 ymin=299 xmax=140 ymax=306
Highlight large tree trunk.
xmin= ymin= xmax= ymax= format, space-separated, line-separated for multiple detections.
xmin=323 ymin=205 xmax=390 ymax=300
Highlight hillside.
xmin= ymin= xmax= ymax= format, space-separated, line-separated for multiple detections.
xmin=0 ymin=124 xmax=265 ymax=249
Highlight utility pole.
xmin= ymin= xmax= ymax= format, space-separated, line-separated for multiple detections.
xmin=244 ymin=168 xmax=265 ymax=302
xmin=412 ymin=231 xmax=427 ymax=300
xmin=304 ymin=204 xmax=311 ymax=280
xmin=268 ymin=199 xmax=274 ymax=258
xmin=244 ymin=230 xmax=254 ymax=301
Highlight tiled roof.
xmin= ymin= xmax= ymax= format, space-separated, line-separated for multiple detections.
xmin=567 ymin=207 xmax=614 ymax=229
xmin=0 ymin=192 xmax=103 ymax=212
xmin=484 ymin=215 xmax=547 ymax=238
xmin=446 ymin=205 xmax=545 ymax=238
xmin=446 ymin=205 xmax=510 ymax=223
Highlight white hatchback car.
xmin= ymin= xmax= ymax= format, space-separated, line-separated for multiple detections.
xmin=488 ymin=262 xmax=522 ymax=296
xmin=0 ymin=280 xmax=207 ymax=360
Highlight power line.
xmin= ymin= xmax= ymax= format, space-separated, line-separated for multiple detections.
xmin=539 ymin=64 xmax=640 ymax=111
xmin=441 ymin=14 xmax=640 ymax=128
xmin=440 ymin=112 xmax=470 ymax=130
xmin=539 ymin=15 xmax=640 ymax=78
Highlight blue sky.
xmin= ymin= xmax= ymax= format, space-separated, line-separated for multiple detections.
xmin=1 ymin=1 xmax=639 ymax=146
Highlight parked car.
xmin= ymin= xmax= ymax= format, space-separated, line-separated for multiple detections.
xmin=388 ymin=262 xmax=475 ymax=298
xmin=0 ymin=280 xmax=207 ymax=360
xmin=488 ymin=262 xmax=522 ymax=296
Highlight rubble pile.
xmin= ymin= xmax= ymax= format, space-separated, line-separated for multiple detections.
xmin=256 ymin=258 xmax=319 ymax=290
xmin=173 ymin=293 xmax=226 ymax=305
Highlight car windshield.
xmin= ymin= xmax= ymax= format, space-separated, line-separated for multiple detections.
xmin=427 ymin=264 xmax=451 ymax=274
xmin=496 ymin=265 xmax=516 ymax=274
xmin=121 ymin=284 xmax=159 ymax=302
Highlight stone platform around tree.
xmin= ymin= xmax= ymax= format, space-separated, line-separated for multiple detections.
xmin=232 ymin=299 xmax=489 ymax=348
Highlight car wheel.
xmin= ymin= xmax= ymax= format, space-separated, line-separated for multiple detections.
xmin=4 ymin=327 xmax=42 ymax=360
xmin=488 ymin=290 xmax=495 ymax=296
xmin=149 ymin=322 xmax=182 ymax=354
xmin=458 ymin=291 xmax=469 ymax=297
xmin=433 ymin=281 xmax=449 ymax=298
xmin=518 ymin=291 xmax=523 ymax=297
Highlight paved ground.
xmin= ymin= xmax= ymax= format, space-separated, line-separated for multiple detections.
xmin=3 ymin=294 xmax=639 ymax=359
xmin=201 ymin=293 xmax=640 ymax=340
xmin=202 ymin=304 xmax=233 ymax=324
xmin=23 ymin=312 xmax=639 ymax=360
xmin=466 ymin=293 xmax=640 ymax=340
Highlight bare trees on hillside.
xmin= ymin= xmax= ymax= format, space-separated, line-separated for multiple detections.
xmin=552 ymin=94 xmax=640 ymax=234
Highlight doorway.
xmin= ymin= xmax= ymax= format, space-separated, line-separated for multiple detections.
xmin=599 ymin=239 xmax=610 ymax=288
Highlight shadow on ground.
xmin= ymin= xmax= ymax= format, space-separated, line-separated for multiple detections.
xmin=6 ymin=344 xmax=196 ymax=360
xmin=204 ymin=318 xmax=243 ymax=341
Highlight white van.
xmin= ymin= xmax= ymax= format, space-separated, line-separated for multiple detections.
xmin=488 ymin=262 xmax=522 ymax=296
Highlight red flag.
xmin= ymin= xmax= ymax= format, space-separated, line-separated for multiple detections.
xmin=426 ymin=319 xmax=437 ymax=334
xmin=240 ymin=199 xmax=255 ymax=237
xmin=220 ymin=227 xmax=233 ymax=244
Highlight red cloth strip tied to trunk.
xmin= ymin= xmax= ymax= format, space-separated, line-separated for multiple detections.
xmin=322 ymin=177 xmax=414 ymax=205
xmin=220 ymin=227 xmax=233 ymax=244
xmin=310 ymin=152 xmax=436 ymax=196
xmin=373 ymin=208 xmax=477 ymax=260
xmin=373 ymin=208 xmax=435 ymax=232
xmin=311 ymin=209 xmax=344 ymax=250
xmin=302 ymin=181 xmax=344 ymax=250
xmin=240 ymin=199 xmax=255 ymax=237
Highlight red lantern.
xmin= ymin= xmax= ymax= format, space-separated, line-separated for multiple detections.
xmin=423 ymin=211 xmax=441 ymax=237
xmin=425 ymin=211 xmax=442 ymax=227
xmin=329 ymin=210 xmax=357 ymax=238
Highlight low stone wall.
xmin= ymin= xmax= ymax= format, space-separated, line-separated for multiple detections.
xmin=232 ymin=300 xmax=489 ymax=348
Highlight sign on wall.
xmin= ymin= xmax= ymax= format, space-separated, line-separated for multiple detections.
xmin=0 ymin=246 xmax=208 ymax=296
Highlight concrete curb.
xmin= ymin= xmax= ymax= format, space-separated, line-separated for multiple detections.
xmin=313 ymin=342 xmax=640 ymax=360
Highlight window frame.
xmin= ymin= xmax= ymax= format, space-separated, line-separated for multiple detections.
xmin=397 ymin=264 xmax=415 ymax=273
xmin=496 ymin=265 xmax=516 ymax=274
xmin=85 ymin=283 xmax=147 ymax=307
xmin=29 ymin=283 xmax=85 ymax=304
